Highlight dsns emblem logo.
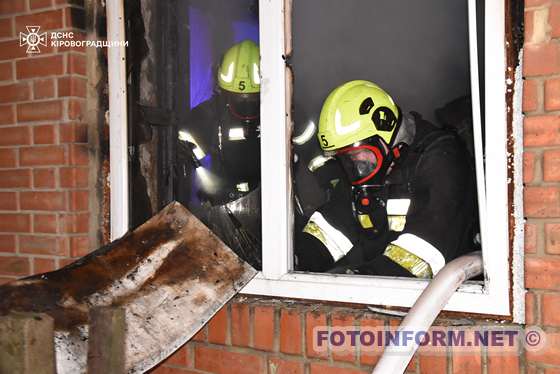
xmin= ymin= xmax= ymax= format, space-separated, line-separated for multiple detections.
xmin=19 ymin=26 xmax=47 ymax=54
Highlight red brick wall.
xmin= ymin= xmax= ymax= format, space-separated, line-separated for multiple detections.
xmin=1 ymin=1 xmax=560 ymax=374
xmin=0 ymin=0 xmax=89 ymax=284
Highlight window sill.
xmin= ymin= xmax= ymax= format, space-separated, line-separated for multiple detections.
xmin=241 ymin=271 xmax=513 ymax=318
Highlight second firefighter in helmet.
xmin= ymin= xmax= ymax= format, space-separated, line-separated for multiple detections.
xmin=176 ymin=40 xmax=262 ymax=268
xmin=179 ymin=39 xmax=261 ymax=205
xmin=296 ymin=80 xmax=476 ymax=277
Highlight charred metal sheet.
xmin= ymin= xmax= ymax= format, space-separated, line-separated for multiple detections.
xmin=0 ymin=202 xmax=257 ymax=374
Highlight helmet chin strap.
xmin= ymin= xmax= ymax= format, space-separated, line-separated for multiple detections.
xmin=392 ymin=111 xmax=416 ymax=147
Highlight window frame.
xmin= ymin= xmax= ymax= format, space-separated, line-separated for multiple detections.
xmin=109 ymin=0 xmax=525 ymax=321
xmin=239 ymin=0 xmax=524 ymax=321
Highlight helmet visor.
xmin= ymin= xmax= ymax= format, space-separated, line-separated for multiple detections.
xmin=336 ymin=145 xmax=383 ymax=185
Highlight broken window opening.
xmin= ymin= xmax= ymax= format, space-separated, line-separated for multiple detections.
xmin=291 ymin=0 xmax=485 ymax=282
xmin=241 ymin=0 xmax=522 ymax=320
xmin=127 ymin=0 xmax=262 ymax=269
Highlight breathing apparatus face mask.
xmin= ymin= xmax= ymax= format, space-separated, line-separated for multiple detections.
xmin=336 ymin=136 xmax=400 ymax=187
xmin=336 ymin=135 xmax=407 ymax=233
xmin=226 ymin=92 xmax=260 ymax=121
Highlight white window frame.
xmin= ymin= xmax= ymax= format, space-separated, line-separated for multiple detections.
xmin=109 ymin=0 xmax=524 ymax=322
xmin=240 ymin=0 xmax=524 ymax=321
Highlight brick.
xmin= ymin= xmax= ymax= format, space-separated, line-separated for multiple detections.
xmin=280 ymin=309 xmax=302 ymax=355
xmin=30 ymin=0 xmax=53 ymax=9
xmin=0 ymin=256 xmax=29 ymax=276
xmin=359 ymin=317 xmax=384 ymax=366
xmin=0 ymin=169 xmax=31 ymax=188
xmin=58 ymin=258 xmax=74 ymax=268
xmin=331 ymin=313 xmax=356 ymax=363
xmin=524 ymin=151 xmax=536 ymax=184
xmin=524 ymin=79 xmax=539 ymax=112
xmin=0 ymin=0 xmax=25 ymax=15
xmin=60 ymin=167 xmax=88 ymax=188
xmin=524 ymin=186 xmax=560 ymax=217
xmin=306 ymin=311 xmax=328 ymax=359
xmin=58 ymin=76 xmax=86 ymax=97
xmin=21 ymin=191 xmax=65 ymax=211
xmin=230 ymin=303 xmax=250 ymax=347
xmin=545 ymin=369 xmax=560 ymax=374
xmin=17 ymin=101 xmax=62 ymax=122
xmin=419 ymin=354 xmax=447 ymax=374
xmin=16 ymin=55 xmax=63 ymax=79
xmin=524 ymin=44 xmax=560 ymax=77
xmin=451 ymin=350 xmax=482 ymax=373
xmin=527 ymin=8 xmax=549 ymax=44
xmin=191 ymin=325 xmax=207 ymax=342
xmin=161 ymin=345 xmax=188 ymax=367
xmin=0 ymin=126 xmax=30 ymax=146
xmin=33 ymin=168 xmax=56 ymax=188
xmin=525 ymin=115 xmax=560 ymax=147
xmin=194 ymin=346 xmax=265 ymax=374
xmin=253 ymin=305 xmax=274 ymax=351
xmin=33 ymin=79 xmax=55 ymax=100
xmin=59 ymin=213 xmax=88 ymax=234
xmin=526 ymin=331 xmax=560 ymax=366
xmin=20 ymin=145 xmax=65 ymax=166
xmin=69 ymin=144 xmax=88 ymax=165
xmin=526 ymin=256 xmax=560 ymax=290
xmin=545 ymin=78 xmax=560 ymax=111
xmin=0 ymin=104 xmax=14 ymax=125
xmin=0 ymin=18 xmax=13 ymax=39
xmin=0 ymin=62 xmax=12 ymax=81
xmin=309 ymin=363 xmax=368 ymax=374
xmin=544 ymin=149 xmax=560 ymax=182
xmin=33 ymin=125 xmax=56 ymax=145
xmin=0 ymin=149 xmax=16 ymax=168
xmin=526 ymin=291 xmax=538 ymax=325
xmin=551 ymin=3 xmax=560 ymax=38
xmin=0 ymin=82 xmax=30 ymax=103
xmin=543 ymin=293 xmax=560 ymax=326
xmin=525 ymin=223 xmax=538 ymax=254
xmin=66 ymin=53 xmax=86 ymax=76
xmin=208 ymin=306 xmax=228 ymax=345
xmin=268 ymin=358 xmax=304 ymax=374
xmin=487 ymin=354 xmax=520 ymax=374
xmin=15 ymin=10 xmax=63 ymax=33
xmin=0 ymin=40 xmax=27 ymax=61
xmin=67 ymin=98 xmax=84 ymax=120
xmin=546 ymin=223 xmax=560 ymax=254
xmin=0 ymin=234 xmax=15 ymax=252
xmin=33 ymin=214 xmax=57 ymax=233
xmin=33 ymin=257 xmax=55 ymax=274
xmin=70 ymin=236 xmax=89 ymax=257
xmin=60 ymin=122 xmax=87 ymax=143
xmin=20 ymin=235 xmax=65 ymax=256
xmin=69 ymin=190 xmax=88 ymax=211
xmin=0 ymin=192 xmax=17 ymax=210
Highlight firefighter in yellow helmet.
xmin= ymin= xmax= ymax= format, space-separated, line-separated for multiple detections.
xmin=176 ymin=40 xmax=262 ymax=268
xmin=295 ymin=80 xmax=477 ymax=277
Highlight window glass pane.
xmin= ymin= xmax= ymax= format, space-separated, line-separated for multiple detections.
xmin=174 ymin=0 xmax=262 ymax=269
xmin=291 ymin=0 xmax=483 ymax=278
